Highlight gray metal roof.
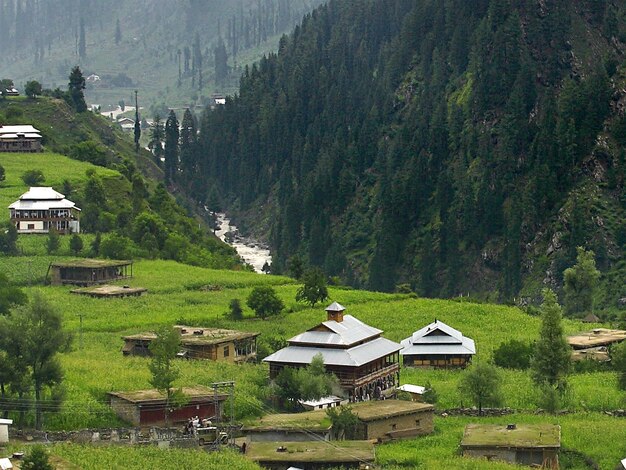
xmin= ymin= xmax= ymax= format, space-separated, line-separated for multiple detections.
xmin=9 ymin=198 xmax=78 ymax=211
xmin=289 ymin=315 xmax=381 ymax=347
xmin=0 ymin=125 xmax=40 ymax=134
xmin=325 ymin=301 xmax=345 ymax=312
xmin=19 ymin=187 xmax=64 ymax=201
xmin=264 ymin=337 xmax=401 ymax=367
xmin=400 ymin=320 xmax=476 ymax=356
xmin=400 ymin=336 xmax=476 ymax=356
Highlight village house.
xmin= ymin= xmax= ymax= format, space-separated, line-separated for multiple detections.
xmin=0 ymin=419 xmax=12 ymax=444
xmin=350 ymin=399 xmax=434 ymax=441
xmin=117 ymin=117 xmax=135 ymax=132
xmin=568 ymin=328 xmax=626 ymax=363
xmin=48 ymin=259 xmax=133 ymax=286
xmin=122 ymin=325 xmax=259 ymax=363
xmin=461 ymin=423 xmax=561 ymax=468
xmin=263 ymin=302 xmax=402 ymax=401
xmin=298 ymin=395 xmax=344 ymax=411
xmin=245 ymin=440 xmax=375 ymax=470
xmin=0 ymin=125 xmax=42 ymax=152
xmin=396 ymin=384 xmax=427 ymax=402
xmin=400 ymin=319 xmax=476 ymax=368
xmin=242 ymin=408 xmax=333 ymax=443
xmin=9 ymin=187 xmax=80 ymax=234
xmin=108 ymin=386 xmax=227 ymax=427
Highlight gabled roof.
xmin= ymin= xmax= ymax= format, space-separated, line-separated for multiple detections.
xmin=263 ymin=336 xmax=401 ymax=367
xmin=0 ymin=125 xmax=40 ymax=134
xmin=401 ymin=320 xmax=475 ymax=356
xmin=289 ymin=315 xmax=381 ymax=347
xmin=19 ymin=187 xmax=64 ymax=200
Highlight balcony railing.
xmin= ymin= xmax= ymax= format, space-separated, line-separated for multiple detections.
xmin=333 ymin=363 xmax=399 ymax=387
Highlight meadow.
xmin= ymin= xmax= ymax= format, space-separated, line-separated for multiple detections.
xmin=2 ymin=245 xmax=626 ymax=468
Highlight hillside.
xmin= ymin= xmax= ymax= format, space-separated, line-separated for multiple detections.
xmin=0 ymin=258 xmax=625 ymax=468
xmin=0 ymin=96 xmax=243 ymax=272
xmin=188 ymin=0 xmax=626 ymax=314
xmin=0 ymin=0 xmax=325 ymax=111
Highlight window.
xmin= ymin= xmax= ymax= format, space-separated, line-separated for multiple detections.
xmin=415 ymin=419 xmax=421 ymax=427
xmin=391 ymin=424 xmax=397 ymax=431
xmin=223 ymin=346 xmax=229 ymax=357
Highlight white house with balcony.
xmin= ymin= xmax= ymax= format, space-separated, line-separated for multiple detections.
xmin=9 ymin=187 xmax=81 ymax=234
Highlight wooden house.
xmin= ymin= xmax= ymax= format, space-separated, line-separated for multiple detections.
xmin=108 ymin=386 xmax=227 ymax=426
xmin=400 ymin=320 xmax=475 ymax=368
xmin=48 ymin=259 xmax=132 ymax=286
xmin=9 ymin=187 xmax=80 ymax=234
xmin=263 ymin=302 xmax=401 ymax=401
xmin=461 ymin=424 xmax=561 ymax=468
xmin=122 ymin=325 xmax=259 ymax=363
xmin=0 ymin=125 xmax=42 ymax=152
xmin=567 ymin=328 xmax=626 ymax=349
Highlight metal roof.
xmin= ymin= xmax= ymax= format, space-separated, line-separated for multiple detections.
xmin=397 ymin=384 xmax=426 ymax=394
xmin=264 ymin=336 xmax=401 ymax=367
xmin=325 ymin=301 xmax=345 ymax=312
xmin=9 ymin=199 xmax=78 ymax=210
xmin=289 ymin=314 xmax=381 ymax=347
xmin=298 ymin=395 xmax=343 ymax=408
xmin=400 ymin=336 xmax=476 ymax=356
xmin=410 ymin=320 xmax=466 ymax=345
xmin=0 ymin=418 xmax=13 ymax=425
xmin=0 ymin=125 xmax=40 ymax=134
xmin=19 ymin=187 xmax=64 ymax=200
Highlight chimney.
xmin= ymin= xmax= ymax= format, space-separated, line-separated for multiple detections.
xmin=325 ymin=302 xmax=346 ymax=322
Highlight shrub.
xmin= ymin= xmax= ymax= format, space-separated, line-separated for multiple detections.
xmin=21 ymin=169 xmax=45 ymax=185
xmin=493 ymin=339 xmax=534 ymax=369
xmin=228 ymin=298 xmax=243 ymax=320
xmin=247 ymin=286 xmax=284 ymax=320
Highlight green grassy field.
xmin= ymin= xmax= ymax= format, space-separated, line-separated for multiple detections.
xmin=1 ymin=257 xmax=625 ymax=468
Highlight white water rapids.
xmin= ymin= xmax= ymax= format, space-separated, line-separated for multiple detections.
xmin=214 ymin=213 xmax=272 ymax=274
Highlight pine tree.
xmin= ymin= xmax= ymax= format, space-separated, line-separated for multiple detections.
xmin=134 ymin=90 xmax=141 ymax=152
xmin=531 ymin=289 xmax=571 ymax=392
xmin=68 ymin=66 xmax=87 ymax=112
xmin=164 ymin=110 xmax=179 ymax=183
xmin=179 ymin=108 xmax=197 ymax=185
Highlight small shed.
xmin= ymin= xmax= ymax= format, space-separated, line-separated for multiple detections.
xmin=461 ymin=423 xmax=561 ymax=468
xmin=0 ymin=419 xmax=12 ymax=444
xmin=396 ymin=384 xmax=426 ymax=402
xmin=48 ymin=259 xmax=133 ymax=286
xmin=108 ymin=386 xmax=227 ymax=426
xmin=246 ymin=440 xmax=375 ymax=470
xmin=351 ymin=399 xmax=434 ymax=441
xmin=298 ymin=396 xmax=344 ymax=411
xmin=581 ymin=313 xmax=601 ymax=323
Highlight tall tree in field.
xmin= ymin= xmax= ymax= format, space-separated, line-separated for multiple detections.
xmin=164 ymin=110 xmax=180 ymax=183
xmin=531 ymin=289 xmax=571 ymax=393
xmin=68 ymin=66 xmax=87 ymax=112
xmin=295 ymin=267 xmax=329 ymax=307
xmin=563 ymin=247 xmax=600 ymax=317
xmin=10 ymin=293 xmax=72 ymax=430
xmin=458 ymin=362 xmax=503 ymax=415
xmin=214 ymin=37 xmax=228 ymax=87
xmin=134 ymin=90 xmax=141 ymax=152
xmin=179 ymin=108 xmax=197 ymax=185
xmin=148 ymin=325 xmax=182 ymax=426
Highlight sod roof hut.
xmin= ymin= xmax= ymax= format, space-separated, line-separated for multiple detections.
xmin=48 ymin=259 xmax=133 ymax=286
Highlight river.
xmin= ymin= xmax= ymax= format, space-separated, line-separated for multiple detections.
xmin=214 ymin=213 xmax=272 ymax=274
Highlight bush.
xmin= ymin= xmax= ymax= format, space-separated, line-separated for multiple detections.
xmin=247 ymin=286 xmax=284 ymax=320
xmin=100 ymin=232 xmax=134 ymax=259
xmin=21 ymin=169 xmax=45 ymax=185
xmin=227 ymin=298 xmax=243 ymax=320
xmin=46 ymin=228 xmax=61 ymax=254
xmin=493 ymin=339 xmax=534 ymax=369
xmin=21 ymin=445 xmax=53 ymax=470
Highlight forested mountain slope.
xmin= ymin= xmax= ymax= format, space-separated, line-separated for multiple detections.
xmin=190 ymin=0 xmax=626 ymax=311
xmin=0 ymin=0 xmax=325 ymax=110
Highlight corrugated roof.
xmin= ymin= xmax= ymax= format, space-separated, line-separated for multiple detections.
xmin=397 ymin=384 xmax=426 ymax=394
xmin=325 ymin=301 xmax=345 ymax=312
xmin=19 ymin=187 xmax=64 ymax=200
xmin=0 ymin=125 xmax=41 ymax=134
xmin=400 ymin=336 xmax=476 ymax=356
xmin=410 ymin=320 xmax=466 ymax=345
xmin=264 ymin=336 xmax=401 ymax=367
xmin=289 ymin=315 xmax=381 ymax=347
xmin=9 ymin=199 xmax=78 ymax=210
